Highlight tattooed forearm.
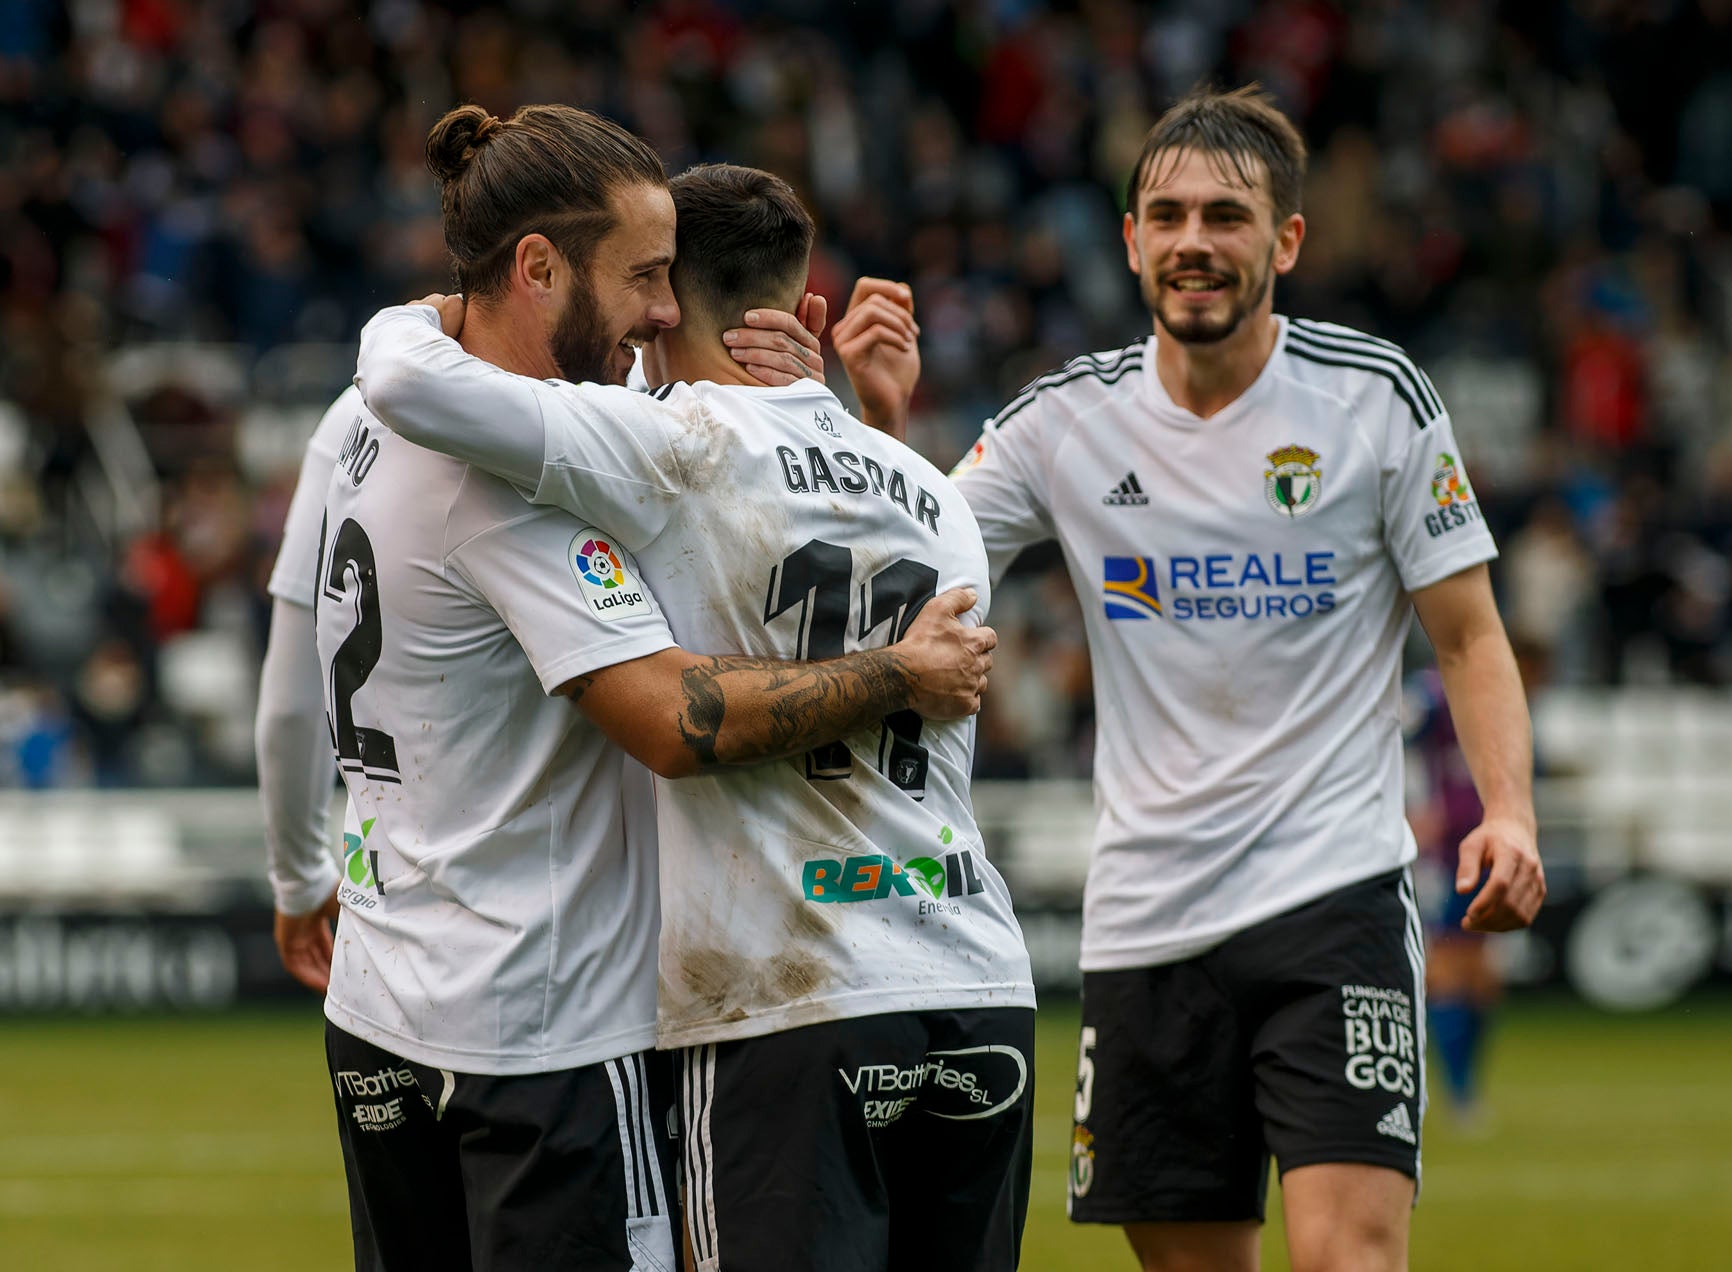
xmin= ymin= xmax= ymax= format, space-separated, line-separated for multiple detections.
xmin=559 ymin=672 xmax=598 ymax=705
xmin=675 ymin=649 xmax=913 ymax=768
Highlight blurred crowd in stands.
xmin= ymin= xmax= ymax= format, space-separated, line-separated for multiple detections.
xmin=0 ymin=0 xmax=1727 ymax=786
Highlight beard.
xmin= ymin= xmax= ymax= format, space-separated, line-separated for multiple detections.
xmin=549 ymin=281 xmax=617 ymax=384
xmin=1143 ymin=250 xmax=1274 ymax=345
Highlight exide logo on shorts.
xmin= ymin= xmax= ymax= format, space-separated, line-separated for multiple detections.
xmin=351 ymin=1099 xmax=406 ymax=1131
xmin=802 ymin=850 xmax=984 ymax=907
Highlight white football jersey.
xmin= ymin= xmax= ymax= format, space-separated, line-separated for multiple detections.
xmin=314 ymin=398 xmax=676 ymax=1073
xmin=262 ymin=388 xmax=356 ymax=915
xmin=954 ymin=316 xmax=1498 ymax=970
xmin=268 ymin=386 xmax=359 ymax=608
xmin=356 ymin=305 xmax=1035 ymax=1048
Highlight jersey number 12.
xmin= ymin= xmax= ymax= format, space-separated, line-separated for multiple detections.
xmin=318 ymin=516 xmax=401 ymax=785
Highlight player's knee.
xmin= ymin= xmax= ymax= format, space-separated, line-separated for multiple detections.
xmin=1126 ymin=1222 xmax=1259 ymax=1272
xmin=1286 ymin=1210 xmax=1407 ymax=1272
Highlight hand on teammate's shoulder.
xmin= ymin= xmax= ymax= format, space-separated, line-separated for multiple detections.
xmin=409 ymin=293 xmax=466 ymax=337
xmin=896 ymin=586 xmax=995 ymax=721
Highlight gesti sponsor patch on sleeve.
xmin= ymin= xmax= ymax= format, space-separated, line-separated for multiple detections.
xmin=568 ymin=529 xmax=651 ymax=621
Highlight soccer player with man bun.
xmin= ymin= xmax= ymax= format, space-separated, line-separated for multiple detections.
xmin=835 ymin=84 xmax=1544 ymax=1272
xmin=359 ymin=160 xmax=1037 ymax=1272
xmin=312 ymin=104 xmax=997 ymax=1272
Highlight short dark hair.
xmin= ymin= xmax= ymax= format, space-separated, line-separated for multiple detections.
xmin=1125 ymin=84 xmax=1308 ymax=221
xmin=425 ymin=103 xmax=666 ymax=298
xmin=666 ymin=164 xmax=815 ymax=328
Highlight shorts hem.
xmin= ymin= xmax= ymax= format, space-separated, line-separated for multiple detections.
xmin=1069 ymin=1201 xmax=1264 ymax=1226
xmin=1276 ymin=1147 xmax=1419 ymax=1181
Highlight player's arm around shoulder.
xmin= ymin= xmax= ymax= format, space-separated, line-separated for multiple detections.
xmin=355 ymin=299 xmax=546 ymax=487
xmin=1410 ymin=565 xmax=1545 ymax=932
xmin=564 ymin=586 xmax=996 ymax=779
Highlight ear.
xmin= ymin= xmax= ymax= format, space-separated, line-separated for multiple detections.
xmin=513 ymin=233 xmax=561 ymax=302
xmin=1122 ymin=211 xmax=1141 ymax=276
xmin=1272 ymin=213 xmax=1305 ymax=276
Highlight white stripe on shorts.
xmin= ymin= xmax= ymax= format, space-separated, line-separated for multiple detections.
xmin=621 ymin=1053 xmax=667 ymax=1218
xmin=604 ymin=1058 xmax=648 ymax=1220
xmin=680 ymin=1045 xmax=720 ymax=1269
xmin=1396 ymin=867 xmax=1428 ymax=1187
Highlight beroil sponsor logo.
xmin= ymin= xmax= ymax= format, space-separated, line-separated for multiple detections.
xmin=801 ymin=827 xmax=985 ymax=912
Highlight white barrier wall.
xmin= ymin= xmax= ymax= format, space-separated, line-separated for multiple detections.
xmin=0 ymin=685 xmax=1728 ymax=1011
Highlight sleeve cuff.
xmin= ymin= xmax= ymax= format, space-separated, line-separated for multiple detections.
xmin=272 ymin=858 xmax=343 ymax=916
xmin=531 ymin=630 xmax=679 ymax=695
xmin=1401 ymin=542 xmax=1499 ymax=594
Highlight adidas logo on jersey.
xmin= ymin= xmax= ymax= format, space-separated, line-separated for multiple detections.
xmin=1103 ymin=472 xmax=1148 ymax=506
xmin=1376 ymin=1103 xmax=1417 ymax=1145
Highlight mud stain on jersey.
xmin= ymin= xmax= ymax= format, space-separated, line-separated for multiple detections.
xmin=771 ymin=951 xmax=827 ymax=999
xmin=671 ymin=397 xmax=732 ymax=495
xmin=670 ymin=943 xmax=835 ymax=1021
xmin=784 ymin=900 xmax=835 ymax=943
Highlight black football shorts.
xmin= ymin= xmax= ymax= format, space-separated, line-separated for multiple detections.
xmin=1068 ymin=868 xmax=1426 ymax=1225
xmin=326 ymin=1021 xmax=678 ymax=1270
xmin=677 ymin=1007 xmax=1034 ymax=1271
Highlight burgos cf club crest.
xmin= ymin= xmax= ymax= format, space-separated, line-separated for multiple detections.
xmin=1265 ymin=444 xmax=1323 ymax=518
xmin=1431 ymin=452 xmax=1472 ymax=506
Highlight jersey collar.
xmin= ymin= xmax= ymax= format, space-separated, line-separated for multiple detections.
xmin=1142 ymin=315 xmax=1290 ymax=429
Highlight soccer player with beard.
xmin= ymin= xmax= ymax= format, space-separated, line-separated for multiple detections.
xmin=305 ymin=105 xmax=996 ymax=1272
xmin=834 ymin=85 xmax=1544 ymax=1272
xmin=257 ymin=151 xmax=828 ymax=1000
xmin=357 ymin=162 xmax=1036 ymax=1272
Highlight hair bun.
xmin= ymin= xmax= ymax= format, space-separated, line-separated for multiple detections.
xmin=426 ymin=104 xmax=505 ymax=184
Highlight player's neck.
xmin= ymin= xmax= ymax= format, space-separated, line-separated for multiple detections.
xmin=1154 ymin=311 xmax=1280 ymax=419
xmin=457 ymin=301 xmax=561 ymax=381
xmin=652 ymin=332 xmax=760 ymax=390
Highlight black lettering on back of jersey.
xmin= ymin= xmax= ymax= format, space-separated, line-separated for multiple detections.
xmin=862 ymin=457 xmax=886 ymax=496
xmin=914 ymin=486 xmax=941 ymax=535
xmin=777 ymin=445 xmax=810 ymax=493
xmin=337 ymin=417 xmax=380 ymax=487
xmin=806 ymin=447 xmax=840 ymax=494
xmin=832 ymin=450 xmax=869 ymax=494
xmin=886 ymin=468 xmax=910 ymax=515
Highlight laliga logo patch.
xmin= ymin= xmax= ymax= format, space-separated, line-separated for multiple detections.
xmin=1265 ymin=443 xmax=1322 ymax=518
xmin=950 ymin=439 xmax=987 ymax=477
xmin=572 ymin=536 xmax=625 ymax=588
xmin=569 ymin=529 xmax=649 ymax=622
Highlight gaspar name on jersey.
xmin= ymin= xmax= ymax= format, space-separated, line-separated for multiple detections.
xmin=776 ymin=444 xmax=942 ymax=536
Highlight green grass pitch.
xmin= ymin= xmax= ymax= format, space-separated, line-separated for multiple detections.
xmin=1 ymin=998 xmax=1727 ymax=1269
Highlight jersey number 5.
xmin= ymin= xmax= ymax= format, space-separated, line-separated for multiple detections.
xmin=763 ymin=539 xmax=937 ymax=797
xmin=319 ymin=516 xmax=401 ymax=784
